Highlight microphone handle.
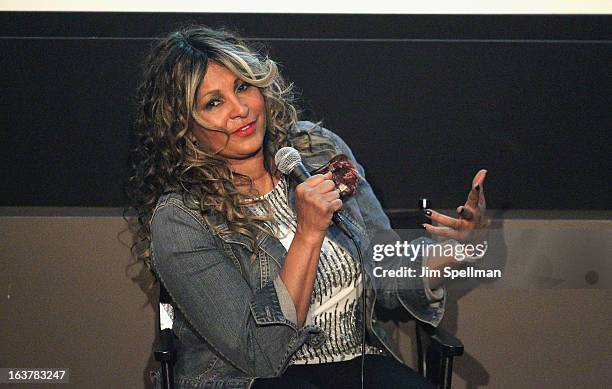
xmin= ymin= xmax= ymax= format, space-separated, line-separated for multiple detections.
xmin=288 ymin=161 xmax=350 ymax=234
xmin=332 ymin=213 xmax=346 ymax=230
xmin=289 ymin=162 xmax=311 ymax=183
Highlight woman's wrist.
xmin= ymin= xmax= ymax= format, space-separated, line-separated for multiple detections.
xmin=294 ymin=224 xmax=327 ymax=246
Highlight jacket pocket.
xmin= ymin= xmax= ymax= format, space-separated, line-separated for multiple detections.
xmin=195 ymin=355 xmax=220 ymax=380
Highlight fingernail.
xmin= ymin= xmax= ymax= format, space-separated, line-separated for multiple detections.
xmin=421 ymin=223 xmax=427 ymax=229
xmin=458 ymin=207 xmax=464 ymax=214
xmin=424 ymin=209 xmax=432 ymax=217
xmin=475 ymin=184 xmax=480 ymax=191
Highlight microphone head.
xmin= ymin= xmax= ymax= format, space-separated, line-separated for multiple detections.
xmin=275 ymin=147 xmax=302 ymax=175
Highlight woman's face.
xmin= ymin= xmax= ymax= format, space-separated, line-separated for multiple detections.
xmin=191 ymin=61 xmax=267 ymax=162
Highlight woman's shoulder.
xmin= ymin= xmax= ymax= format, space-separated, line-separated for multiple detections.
xmin=154 ymin=189 xmax=188 ymax=209
xmin=151 ymin=190 xmax=208 ymax=227
xmin=293 ymin=120 xmax=338 ymax=138
xmin=293 ymin=121 xmax=354 ymax=155
xmin=291 ymin=121 xmax=349 ymax=152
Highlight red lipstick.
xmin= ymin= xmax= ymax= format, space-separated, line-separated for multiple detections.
xmin=233 ymin=121 xmax=256 ymax=137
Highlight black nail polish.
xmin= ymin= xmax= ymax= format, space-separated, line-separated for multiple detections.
xmin=424 ymin=209 xmax=432 ymax=216
xmin=421 ymin=223 xmax=427 ymax=229
xmin=418 ymin=198 xmax=432 ymax=229
xmin=475 ymin=185 xmax=480 ymax=191
xmin=458 ymin=207 xmax=464 ymax=214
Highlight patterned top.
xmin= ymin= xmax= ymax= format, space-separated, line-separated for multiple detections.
xmin=250 ymin=176 xmax=382 ymax=364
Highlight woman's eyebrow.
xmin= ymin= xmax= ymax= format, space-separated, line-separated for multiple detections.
xmin=202 ymin=89 xmax=220 ymax=98
xmin=201 ymin=78 xmax=241 ymax=98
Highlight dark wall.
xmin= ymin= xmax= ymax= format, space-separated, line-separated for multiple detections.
xmin=1 ymin=13 xmax=610 ymax=209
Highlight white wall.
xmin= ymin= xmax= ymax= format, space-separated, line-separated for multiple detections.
xmin=2 ymin=0 xmax=612 ymax=13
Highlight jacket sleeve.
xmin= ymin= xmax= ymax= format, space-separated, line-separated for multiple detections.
xmin=320 ymin=126 xmax=446 ymax=326
xmin=150 ymin=199 xmax=318 ymax=377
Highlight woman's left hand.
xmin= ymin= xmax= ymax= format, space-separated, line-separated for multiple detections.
xmin=422 ymin=169 xmax=489 ymax=244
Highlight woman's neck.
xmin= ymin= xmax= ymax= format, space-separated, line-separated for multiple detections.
xmin=228 ymin=149 xmax=277 ymax=196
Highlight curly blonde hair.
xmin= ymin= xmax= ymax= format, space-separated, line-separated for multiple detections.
xmin=126 ymin=25 xmax=336 ymax=267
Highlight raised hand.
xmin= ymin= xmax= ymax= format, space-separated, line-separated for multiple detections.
xmin=422 ymin=169 xmax=489 ymax=244
xmin=295 ymin=171 xmax=342 ymax=240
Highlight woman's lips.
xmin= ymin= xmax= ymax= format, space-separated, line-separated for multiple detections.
xmin=232 ymin=121 xmax=256 ymax=137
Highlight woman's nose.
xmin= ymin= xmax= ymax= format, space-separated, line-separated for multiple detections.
xmin=229 ymin=96 xmax=249 ymax=118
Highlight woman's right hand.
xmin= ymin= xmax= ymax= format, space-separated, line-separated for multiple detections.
xmin=295 ymin=171 xmax=342 ymax=241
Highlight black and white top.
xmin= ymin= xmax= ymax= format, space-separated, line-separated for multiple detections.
xmin=250 ymin=176 xmax=382 ymax=364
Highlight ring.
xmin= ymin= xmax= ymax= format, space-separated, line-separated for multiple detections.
xmin=460 ymin=207 xmax=474 ymax=220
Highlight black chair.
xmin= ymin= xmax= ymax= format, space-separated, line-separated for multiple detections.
xmin=407 ymin=199 xmax=465 ymax=388
xmin=154 ymin=283 xmax=463 ymax=389
xmin=416 ymin=321 xmax=464 ymax=388
xmin=154 ymin=283 xmax=176 ymax=389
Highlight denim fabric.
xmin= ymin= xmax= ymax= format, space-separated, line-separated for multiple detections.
xmin=149 ymin=122 xmax=445 ymax=389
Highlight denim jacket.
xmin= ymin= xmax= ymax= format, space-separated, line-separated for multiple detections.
xmin=150 ymin=122 xmax=445 ymax=389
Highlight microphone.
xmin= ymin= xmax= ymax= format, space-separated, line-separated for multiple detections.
xmin=275 ymin=147 xmax=349 ymax=232
xmin=274 ymin=147 xmax=311 ymax=184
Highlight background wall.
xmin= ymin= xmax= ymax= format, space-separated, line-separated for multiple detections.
xmin=2 ymin=212 xmax=610 ymax=388
xmin=1 ymin=13 xmax=610 ymax=209
xmin=1 ymin=12 xmax=610 ymax=388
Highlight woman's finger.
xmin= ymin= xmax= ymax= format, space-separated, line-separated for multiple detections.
xmin=478 ymin=185 xmax=487 ymax=209
xmin=314 ymin=179 xmax=337 ymax=194
xmin=330 ymin=198 xmax=343 ymax=212
xmin=465 ymin=185 xmax=480 ymax=209
xmin=425 ymin=209 xmax=461 ymax=230
xmin=472 ymin=169 xmax=488 ymax=188
xmin=322 ymin=190 xmax=340 ymax=202
xmin=422 ymin=224 xmax=463 ymax=240
xmin=457 ymin=205 xmax=475 ymax=220
xmin=303 ymin=172 xmax=333 ymax=188
xmin=473 ymin=169 xmax=488 ymax=209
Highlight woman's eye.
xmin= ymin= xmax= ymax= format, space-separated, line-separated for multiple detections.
xmin=205 ymin=99 xmax=221 ymax=109
xmin=237 ymin=82 xmax=250 ymax=92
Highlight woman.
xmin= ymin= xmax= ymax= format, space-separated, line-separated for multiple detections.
xmin=127 ymin=25 xmax=488 ymax=389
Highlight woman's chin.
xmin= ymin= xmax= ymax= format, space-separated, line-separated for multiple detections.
xmin=223 ymin=146 xmax=264 ymax=161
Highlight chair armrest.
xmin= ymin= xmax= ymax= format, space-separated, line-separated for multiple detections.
xmin=423 ymin=324 xmax=464 ymax=357
xmin=416 ymin=322 xmax=464 ymax=389
xmin=154 ymin=329 xmax=177 ymax=363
